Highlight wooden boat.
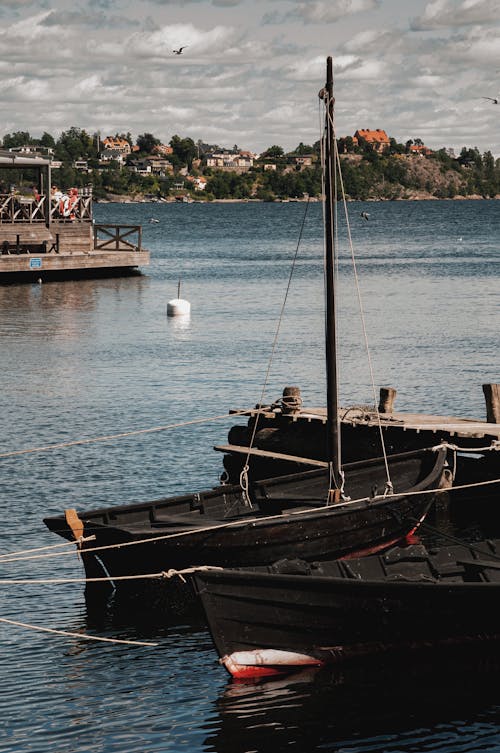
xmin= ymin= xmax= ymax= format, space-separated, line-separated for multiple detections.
xmin=42 ymin=56 xmax=446 ymax=594
xmin=193 ymin=536 xmax=500 ymax=678
xmin=43 ymin=447 xmax=445 ymax=578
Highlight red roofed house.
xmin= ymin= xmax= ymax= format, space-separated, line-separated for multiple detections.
xmin=353 ymin=129 xmax=390 ymax=153
xmin=101 ymin=137 xmax=132 ymax=155
xmin=409 ymin=144 xmax=433 ymax=156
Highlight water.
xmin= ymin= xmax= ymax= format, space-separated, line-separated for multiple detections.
xmin=0 ymin=199 xmax=499 ymax=752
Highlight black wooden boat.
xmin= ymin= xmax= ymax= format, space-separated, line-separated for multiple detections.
xmin=43 ymin=447 xmax=446 ymax=580
xmin=193 ymin=537 xmax=500 ymax=678
xmin=42 ymin=56 xmax=446 ymax=594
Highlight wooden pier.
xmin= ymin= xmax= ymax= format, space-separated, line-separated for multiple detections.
xmin=0 ymin=151 xmax=149 ymax=282
xmin=218 ymin=385 xmax=500 ymax=489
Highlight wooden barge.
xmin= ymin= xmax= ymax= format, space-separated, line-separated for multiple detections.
xmin=0 ymin=151 xmax=149 ymax=282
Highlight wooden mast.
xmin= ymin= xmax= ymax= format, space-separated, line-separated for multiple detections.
xmin=322 ymin=56 xmax=342 ymax=500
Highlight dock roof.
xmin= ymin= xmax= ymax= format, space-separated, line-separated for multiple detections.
xmin=0 ymin=150 xmax=51 ymax=168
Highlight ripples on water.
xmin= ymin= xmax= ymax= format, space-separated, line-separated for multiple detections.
xmin=0 ymin=200 xmax=499 ymax=752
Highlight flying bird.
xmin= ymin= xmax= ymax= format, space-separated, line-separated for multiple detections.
xmin=173 ymin=46 xmax=188 ymax=55
xmin=361 ymin=211 xmax=370 ymax=221
xmin=481 ymin=96 xmax=499 ymax=104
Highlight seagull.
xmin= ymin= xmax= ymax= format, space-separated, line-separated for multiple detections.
xmin=361 ymin=211 xmax=370 ymax=221
xmin=482 ymin=96 xmax=499 ymax=104
xmin=173 ymin=46 xmax=188 ymax=55
xmin=149 ymin=218 xmax=160 ymax=224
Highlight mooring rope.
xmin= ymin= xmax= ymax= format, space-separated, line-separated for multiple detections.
xmin=0 ymin=409 xmax=254 ymax=460
xmin=0 ymin=535 xmax=96 ymax=561
xmin=0 ymin=564 xmax=221 ymax=586
xmin=0 ymin=616 xmax=158 ymax=646
xmin=434 ymin=440 xmax=500 ymax=453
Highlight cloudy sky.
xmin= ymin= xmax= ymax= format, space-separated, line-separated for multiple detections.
xmin=1 ymin=0 xmax=499 ymax=155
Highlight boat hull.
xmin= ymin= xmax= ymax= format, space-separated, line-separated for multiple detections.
xmin=193 ymin=539 xmax=500 ymax=677
xmin=43 ymin=448 xmax=447 ymax=594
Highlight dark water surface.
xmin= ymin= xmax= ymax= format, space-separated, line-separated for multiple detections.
xmin=1 ymin=200 xmax=499 ymax=752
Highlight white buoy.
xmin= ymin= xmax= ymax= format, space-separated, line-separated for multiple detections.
xmin=167 ymin=280 xmax=191 ymax=317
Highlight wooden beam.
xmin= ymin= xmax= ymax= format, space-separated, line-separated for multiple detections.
xmin=214 ymin=443 xmax=328 ymax=467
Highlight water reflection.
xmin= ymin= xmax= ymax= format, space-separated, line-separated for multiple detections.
xmin=167 ymin=312 xmax=192 ymax=338
xmin=207 ymin=648 xmax=500 ymax=752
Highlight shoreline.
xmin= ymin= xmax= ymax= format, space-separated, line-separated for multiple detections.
xmin=98 ymin=194 xmax=499 ymax=204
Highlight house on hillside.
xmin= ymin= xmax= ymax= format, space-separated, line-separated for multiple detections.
xmin=101 ymin=137 xmax=131 ymax=155
xmin=153 ymin=144 xmax=174 ymax=157
xmin=293 ymin=155 xmax=314 ymax=167
xmin=353 ymin=129 xmax=390 ymax=153
xmin=146 ymin=157 xmax=173 ymax=176
xmin=127 ymin=158 xmax=152 ymax=175
xmin=8 ymin=145 xmax=55 ymax=158
xmin=409 ymin=144 xmax=433 ymax=156
xmin=206 ymin=151 xmax=255 ymax=172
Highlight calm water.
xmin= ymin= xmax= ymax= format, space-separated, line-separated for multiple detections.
xmin=0 ymin=199 xmax=499 ymax=752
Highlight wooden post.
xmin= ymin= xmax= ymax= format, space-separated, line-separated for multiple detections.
xmin=483 ymin=384 xmax=500 ymax=424
xmin=378 ymin=387 xmax=397 ymax=414
xmin=282 ymin=386 xmax=302 ymax=414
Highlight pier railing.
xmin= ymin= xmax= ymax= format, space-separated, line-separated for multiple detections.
xmin=0 ymin=193 xmax=92 ymax=223
xmin=94 ymin=225 xmax=143 ymax=253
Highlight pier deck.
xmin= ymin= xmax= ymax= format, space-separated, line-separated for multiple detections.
xmin=0 ymin=151 xmax=149 ymax=282
xmin=218 ymin=387 xmax=500 ymax=486
xmin=234 ymin=405 xmax=500 ymax=443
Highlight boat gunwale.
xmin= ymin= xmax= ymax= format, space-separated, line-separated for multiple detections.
xmin=42 ymin=445 xmax=446 ymax=527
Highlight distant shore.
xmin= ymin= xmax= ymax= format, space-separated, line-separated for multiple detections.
xmin=98 ymin=193 xmax=499 ymax=204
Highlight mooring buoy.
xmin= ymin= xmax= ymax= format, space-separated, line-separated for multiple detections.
xmin=167 ymin=279 xmax=190 ymax=317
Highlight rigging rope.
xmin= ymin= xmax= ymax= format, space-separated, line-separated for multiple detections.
xmin=319 ymin=86 xmax=345 ymax=499
xmin=0 ymin=409 xmax=254 ymax=460
xmin=322 ymin=86 xmax=393 ymax=493
xmin=240 ymin=197 xmax=312 ymax=505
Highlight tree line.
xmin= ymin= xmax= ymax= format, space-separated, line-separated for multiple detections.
xmin=1 ymin=127 xmax=499 ymax=201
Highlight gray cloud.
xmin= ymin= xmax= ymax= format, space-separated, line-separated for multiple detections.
xmin=263 ymin=0 xmax=381 ymax=25
xmin=411 ymin=0 xmax=500 ymax=31
xmin=148 ymin=0 xmax=242 ymax=5
xmin=40 ymin=8 xmax=136 ymax=28
xmin=0 ymin=1 xmax=498 ymax=157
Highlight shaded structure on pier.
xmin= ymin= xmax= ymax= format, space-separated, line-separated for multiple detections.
xmin=0 ymin=151 xmax=149 ymax=282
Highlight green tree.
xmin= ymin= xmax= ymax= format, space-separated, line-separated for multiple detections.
xmin=136 ymin=133 xmax=161 ymax=154
xmin=55 ymin=127 xmax=96 ymax=162
xmin=2 ymin=131 xmax=32 ymax=148
xmin=261 ymin=145 xmax=284 ymax=159
xmin=170 ymin=135 xmax=197 ymax=169
xmin=40 ymin=132 xmax=56 ymax=148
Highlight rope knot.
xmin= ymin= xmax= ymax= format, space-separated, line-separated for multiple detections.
xmin=162 ymin=569 xmax=186 ymax=583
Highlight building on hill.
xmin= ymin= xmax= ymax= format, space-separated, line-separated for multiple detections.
xmin=206 ymin=151 xmax=255 ymax=172
xmin=101 ymin=137 xmax=131 ymax=155
xmin=409 ymin=144 xmax=433 ymax=156
xmin=153 ymin=144 xmax=173 ymax=157
xmin=353 ymin=129 xmax=390 ymax=152
xmin=293 ymin=155 xmax=314 ymax=167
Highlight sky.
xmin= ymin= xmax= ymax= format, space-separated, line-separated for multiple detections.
xmin=0 ymin=0 xmax=499 ymax=156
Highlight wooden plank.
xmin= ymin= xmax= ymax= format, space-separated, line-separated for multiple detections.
xmin=214 ymin=444 xmax=328 ymax=467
